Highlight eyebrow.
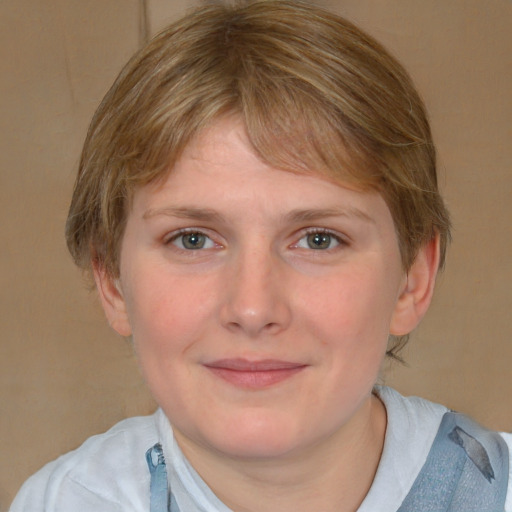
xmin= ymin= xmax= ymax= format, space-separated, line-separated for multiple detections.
xmin=284 ymin=207 xmax=375 ymax=225
xmin=143 ymin=206 xmax=374 ymax=224
xmin=143 ymin=207 xmax=226 ymax=222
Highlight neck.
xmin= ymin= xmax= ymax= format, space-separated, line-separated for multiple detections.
xmin=174 ymin=394 xmax=387 ymax=512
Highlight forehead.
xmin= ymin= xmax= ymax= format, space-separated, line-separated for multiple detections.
xmin=131 ymin=118 xmax=393 ymax=233
xmin=153 ymin=116 xmax=364 ymax=195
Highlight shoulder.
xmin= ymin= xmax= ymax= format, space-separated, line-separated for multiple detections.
xmin=375 ymin=385 xmax=449 ymax=452
xmin=500 ymin=432 xmax=512 ymax=512
xmin=9 ymin=411 xmax=164 ymax=512
xmin=358 ymin=387 xmax=449 ymax=511
xmin=377 ymin=387 xmax=512 ymax=510
xmin=362 ymin=387 xmax=512 ymax=512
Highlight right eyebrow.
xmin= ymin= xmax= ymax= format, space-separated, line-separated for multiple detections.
xmin=142 ymin=206 xmax=226 ymax=223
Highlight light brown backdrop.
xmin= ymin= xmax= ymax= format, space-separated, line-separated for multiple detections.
xmin=1 ymin=0 xmax=511 ymax=509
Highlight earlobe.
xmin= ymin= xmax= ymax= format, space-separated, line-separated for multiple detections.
xmin=390 ymin=234 xmax=441 ymax=336
xmin=93 ymin=262 xmax=132 ymax=337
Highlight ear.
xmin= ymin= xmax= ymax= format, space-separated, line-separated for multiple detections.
xmin=390 ymin=234 xmax=441 ymax=336
xmin=93 ymin=262 xmax=132 ymax=337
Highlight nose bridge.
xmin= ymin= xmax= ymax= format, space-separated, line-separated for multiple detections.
xmin=220 ymin=238 xmax=291 ymax=337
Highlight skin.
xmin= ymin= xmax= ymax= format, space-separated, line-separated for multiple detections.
xmin=96 ymin=117 xmax=439 ymax=511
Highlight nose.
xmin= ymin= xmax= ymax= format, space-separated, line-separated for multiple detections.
xmin=219 ymin=245 xmax=292 ymax=338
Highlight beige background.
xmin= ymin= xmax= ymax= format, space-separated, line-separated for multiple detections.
xmin=1 ymin=0 xmax=511 ymax=508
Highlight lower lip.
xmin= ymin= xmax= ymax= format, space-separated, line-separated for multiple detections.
xmin=206 ymin=366 xmax=306 ymax=389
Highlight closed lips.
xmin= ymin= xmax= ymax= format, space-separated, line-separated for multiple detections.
xmin=204 ymin=359 xmax=307 ymax=388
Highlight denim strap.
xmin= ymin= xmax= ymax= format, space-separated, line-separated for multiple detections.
xmin=146 ymin=444 xmax=181 ymax=512
xmin=146 ymin=413 xmax=508 ymax=512
xmin=398 ymin=412 xmax=509 ymax=511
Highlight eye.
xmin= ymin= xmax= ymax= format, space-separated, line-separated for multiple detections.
xmin=295 ymin=230 xmax=343 ymax=250
xmin=169 ymin=231 xmax=216 ymax=250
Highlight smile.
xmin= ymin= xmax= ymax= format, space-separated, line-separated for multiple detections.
xmin=204 ymin=359 xmax=307 ymax=389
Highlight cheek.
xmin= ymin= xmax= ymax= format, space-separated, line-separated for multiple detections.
xmin=298 ymin=268 xmax=397 ymax=342
xmin=124 ymin=268 xmax=219 ymax=355
xmin=294 ymin=265 xmax=399 ymax=394
xmin=124 ymin=271 xmax=221 ymax=411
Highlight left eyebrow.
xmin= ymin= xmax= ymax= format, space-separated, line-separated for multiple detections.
xmin=284 ymin=207 xmax=375 ymax=225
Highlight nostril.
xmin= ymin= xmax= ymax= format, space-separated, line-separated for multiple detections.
xmin=218 ymin=260 xmax=292 ymax=336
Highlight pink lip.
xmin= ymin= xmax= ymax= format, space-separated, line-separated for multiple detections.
xmin=204 ymin=359 xmax=307 ymax=389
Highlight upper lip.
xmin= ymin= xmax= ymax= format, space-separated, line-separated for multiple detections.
xmin=204 ymin=358 xmax=306 ymax=371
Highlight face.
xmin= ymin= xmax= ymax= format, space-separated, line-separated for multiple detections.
xmin=104 ymin=118 xmax=416 ymax=462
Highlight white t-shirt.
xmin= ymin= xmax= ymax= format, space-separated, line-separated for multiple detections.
xmin=10 ymin=387 xmax=512 ymax=511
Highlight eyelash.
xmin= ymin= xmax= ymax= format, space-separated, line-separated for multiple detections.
xmin=164 ymin=229 xmax=219 ymax=251
xmin=164 ymin=227 xmax=347 ymax=253
xmin=293 ymin=228 xmax=347 ymax=251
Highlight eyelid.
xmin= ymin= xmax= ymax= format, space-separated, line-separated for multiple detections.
xmin=162 ymin=226 xmax=348 ymax=250
xmin=291 ymin=227 xmax=349 ymax=250
xmin=164 ymin=227 xmax=222 ymax=249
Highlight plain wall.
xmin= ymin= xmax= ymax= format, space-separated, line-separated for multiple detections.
xmin=1 ymin=0 xmax=511 ymax=508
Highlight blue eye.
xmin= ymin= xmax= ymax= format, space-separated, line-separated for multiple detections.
xmin=296 ymin=231 xmax=342 ymax=250
xmin=171 ymin=232 xmax=215 ymax=250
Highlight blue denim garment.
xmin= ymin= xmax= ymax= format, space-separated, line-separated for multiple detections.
xmin=147 ymin=412 xmax=509 ymax=512
xmin=146 ymin=444 xmax=181 ymax=512
xmin=398 ymin=412 xmax=508 ymax=512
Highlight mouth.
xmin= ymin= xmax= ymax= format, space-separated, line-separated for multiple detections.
xmin=204 ymin=359 xmax=307 ymax=389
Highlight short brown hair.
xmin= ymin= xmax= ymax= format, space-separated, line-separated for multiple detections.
xmin=65 ymin=0 xmax=450 ymax=355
